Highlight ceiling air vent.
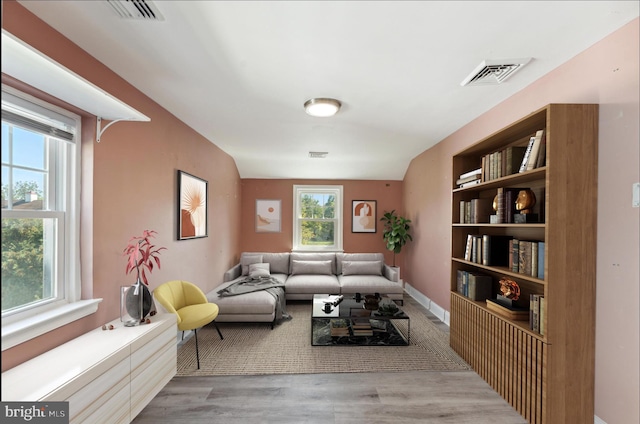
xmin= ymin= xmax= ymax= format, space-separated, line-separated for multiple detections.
xmin=106 ymin=0 xmax=164 ymax=21
xmin=460 ymin=58 xmax=531 ymax=86
xmin=309 ymin=151 xmax=328 ymax=158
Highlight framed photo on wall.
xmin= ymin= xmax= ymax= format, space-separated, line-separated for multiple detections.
xmin=178 ymin=170 xmax=208 ymax=240
xmin=352 ymin=200 xmax=376 ymax=233
xmin=256 ymin=199 xmax=281 ymax=233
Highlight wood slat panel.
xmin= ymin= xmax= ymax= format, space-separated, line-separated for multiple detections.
xmin=451 ymin=294 xmax=546 ymax=423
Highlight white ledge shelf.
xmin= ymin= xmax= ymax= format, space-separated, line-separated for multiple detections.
xmin=1 ymin=30 xmax=150 ymax=141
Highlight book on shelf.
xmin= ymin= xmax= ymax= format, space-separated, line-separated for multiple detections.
xmin=464 ymin=234 xmax=474 ymax=261
xmin=330 ymin=319 xmax=350 ymax=337
xmin=467 ymin=272 xmax=493 ymax=301
xmin=505 ymin=146 xmax=527 ymax=176
xmin=481 ymin=235 xmax=512 ymax=267
xmin=486 ymin=299 xmax=529 ymax=321
xmin=518 ymin=241 xmax=533 ymax=276
xmin=529 ymin=294 xmax=545 ymax=333
xmin=456 ymin=174 xmax=481 ymax=185
xmin=459 ymin=167 xmax=482 ymax=180
xmin=470 ymin=198 xmax=493 ymax=224
xmin=519 ymin=135 xmax=537 ymax=173
xmin=510 ymin=239 xmax=519 ymax=272
xmin=530 ymin=241 xmax=538 ymax=278
xmin=458 ymin=179 xmax=481 ymax=188
xmin=537 ymin=242 xmax=545 ymax=279
xmin=539 ymin=297 xmax=546 ymax=336
xmin=534 ymin=131 xmax=547 ymax=168
xmin=526 ymin=130 xmax=545 ymax=171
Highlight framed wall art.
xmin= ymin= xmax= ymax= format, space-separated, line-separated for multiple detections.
xmin=352 ymin=200 xmax=376 ymax=233
xmin=178 ymin=170 xmax=208 ymax=240
xmin=256 ymin=199 xmax=281 ymax=233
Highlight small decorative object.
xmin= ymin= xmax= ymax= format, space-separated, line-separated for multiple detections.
xmin=323 ymin=303 xmax=333 ymax=313
xmin=377 ymin=302 xmax=399 ymax=316
xmin=380 ymin=210 xmax=412 ymax=267
xmin=352 ymin=200 xmax=377 ymax=233
xmin=496 ymin=278 xmax=521 ymax=308
xmin=514 ymin=189 xmax=539 ymax=223
xmin=364 ymin=294 xmax=381 ymax=310
xmin=490 ymin=194 xmax=499 ymax=223
xmin=255 ymin=199 xmax=281 ymax=233
xmin=122 ymin=230 xmax=166 ymax=326
xmin=178 ymin=170 xmax=208 ymax=240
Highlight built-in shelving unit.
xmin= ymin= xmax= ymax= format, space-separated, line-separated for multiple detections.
xmin=2 ymin=30 xmax=150 ymax=141
xmin=450 ymin=104 xmax=598 ymax=423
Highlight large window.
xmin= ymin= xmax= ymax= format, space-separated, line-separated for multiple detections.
xmin=1 ymin=85 xmax=96 ymax=350
xmin=293 ymin=185 xmax=343 ymax=251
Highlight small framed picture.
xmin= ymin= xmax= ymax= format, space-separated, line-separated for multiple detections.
xmin=256 ymin=199 xmax=281 ymax=232
xmin=178 ymin=170 xmax=208 ymax=240
xmin=352 ymin=200 xmax=376 ymax=233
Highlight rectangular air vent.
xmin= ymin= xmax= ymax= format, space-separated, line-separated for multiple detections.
xmin=309 ymin=151 xmax=328 ymax=158
xmin=461 ymin=58 xmax=531 ymax=86
xmin=106 ymin=0 xmax=164 ymax=20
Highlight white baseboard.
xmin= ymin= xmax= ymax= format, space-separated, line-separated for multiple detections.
xmin=404 ymin=282 xmax=450 ymax=326
xmin=594 ymin=416 xmax=607 ymax=424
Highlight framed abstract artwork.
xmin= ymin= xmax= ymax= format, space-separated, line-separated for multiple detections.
xmin=352 ymin=200 xmax=376 ymax=233
xmin=178 ymin=170 xmax=208 ymax=240
xmin=256 ymin=199 xmax=281 ymax=233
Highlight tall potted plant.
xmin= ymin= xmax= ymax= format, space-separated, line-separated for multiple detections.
xmin=380 ymin=210 xmax=412 ymax=268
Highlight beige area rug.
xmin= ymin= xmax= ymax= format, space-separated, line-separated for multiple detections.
xmin=176 ymin=300 xmax=470 ymax=376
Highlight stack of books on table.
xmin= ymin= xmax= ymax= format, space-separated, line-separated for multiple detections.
xmin=351 ymin=318 xmax=373 ymax=336
xmin=456 ymin=168 xmax=482 ymax=188
xmin=330 ymin=319 xmax=350 ymax=337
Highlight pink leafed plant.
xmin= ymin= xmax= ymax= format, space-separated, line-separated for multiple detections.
xmin=123 ymin=230 xmax=167 ymax=285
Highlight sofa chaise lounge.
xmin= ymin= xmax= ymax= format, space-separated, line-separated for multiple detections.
xmin=206 ymin=252 xmax=402 ymax=326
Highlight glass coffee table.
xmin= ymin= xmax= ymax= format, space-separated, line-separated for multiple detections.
xmin=311 ymin=294 xmax=410 ymax=346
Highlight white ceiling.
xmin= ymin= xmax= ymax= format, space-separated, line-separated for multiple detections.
xmin=15 ymin=1 xmax=639 ymax=180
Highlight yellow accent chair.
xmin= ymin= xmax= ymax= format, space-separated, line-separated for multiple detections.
xmin=154 ymin=280 xmax=223 ymax=369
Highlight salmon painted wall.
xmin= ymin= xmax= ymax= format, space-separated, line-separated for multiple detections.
xmin=403 ymin=19 xmax=639 ymax=423
xmin=1 ymin=1 xmax=242 ymax=370
xmin=239 ymin=179 xmax=404 ymax=267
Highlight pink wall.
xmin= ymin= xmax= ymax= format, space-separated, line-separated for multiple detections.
xmin=240 ymin=179 xmax=404 ymax=266
xmin=1 ymin=2 xmax=242 ymax=371
xmin=403 ymin=19 xmax=639 ymax=423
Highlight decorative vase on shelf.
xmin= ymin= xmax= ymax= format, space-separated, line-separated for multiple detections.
xmin=121 ymin=278 xmax=153 ymax=326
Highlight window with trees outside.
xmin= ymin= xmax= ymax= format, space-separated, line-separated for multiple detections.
xmin=293 ymin=185 xmax=343 ymax=251
xmin=1 ymin=85 xmax=94 ymax=350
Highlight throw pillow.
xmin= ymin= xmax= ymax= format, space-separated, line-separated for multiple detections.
xmin=290 ymin=260 xmax=333 ymax=276
xmin=249 ymin=263 xmax=270 ymax=278
xmin=241 ymin=254 xmax=263 ymax=276
xmin=342 ymin=260 xmax=383 ymax=276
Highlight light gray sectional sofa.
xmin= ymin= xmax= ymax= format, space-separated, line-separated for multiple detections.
xmin=206 ymin=252 xmax=402 ymax=325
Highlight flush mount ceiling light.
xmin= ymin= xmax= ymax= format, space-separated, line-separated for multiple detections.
xmin=304 ymin=98 xmax=341 ymax=117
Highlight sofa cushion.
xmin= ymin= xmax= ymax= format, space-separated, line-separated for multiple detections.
xmin=249 ymin=262 xmax=270 ymax=278
xmin=290 ymin=252 xmax=337 ymax=274
xmin=336 ymin=252 xmax=384 ymax=274
xmin=342 ymin=260 xmax=383 ymax=276
xmin=242 ymin=252 xmax=290 ymax=274
xmin=241 ymin=254 xmax=263 ymax=275
xmin=290 ymin=259 xmax=333 ymax=275
xmin=285 ymin=274 xmax=341 ymax=294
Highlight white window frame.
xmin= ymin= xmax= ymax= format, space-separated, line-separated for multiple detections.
xmin=1 ymin=85 xmax=100 ymax=351
xmin=292 ymin=184 xmax=343 ymax=252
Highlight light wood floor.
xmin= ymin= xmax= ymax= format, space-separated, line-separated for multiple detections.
xmin=133 ymin=298 xmax=527 ymax=424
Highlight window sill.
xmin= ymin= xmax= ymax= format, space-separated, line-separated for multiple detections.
xmin=1 ymin=299 xmax=103 ymax=351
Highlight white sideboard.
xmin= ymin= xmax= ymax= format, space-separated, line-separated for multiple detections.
xmin=2 ymin=313 xmax=177 ymax=424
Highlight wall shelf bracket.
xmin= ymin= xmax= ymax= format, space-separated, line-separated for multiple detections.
xmin=96 ymin=117 xmax=129 ymax=143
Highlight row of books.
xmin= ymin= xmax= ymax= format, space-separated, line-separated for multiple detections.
xmin=330 ymin=319 xmax=387 ymax=337
xmin=456 ymin=270 xmax=492 ymax=301
xmin=475 ymin=128 xmax=546 ymax=183
xmin=464 ymin=234 xmax=511 ymax=266
xmin=459 ymin=198 xmax=492 ymax=224
xmin=530 ymin=294 xmax=545 ymax=334
xmin=509 ymin=239 xmax=545 ymax=279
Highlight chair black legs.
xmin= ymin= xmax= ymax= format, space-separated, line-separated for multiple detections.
xmin=213 ymin=321 xmax=224 ymax=340
xmin=194 ymin=328 xmax=200 ymax=369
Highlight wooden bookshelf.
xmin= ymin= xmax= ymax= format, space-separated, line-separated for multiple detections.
xmin=450 ymin=104 xmax=598 ymax=423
